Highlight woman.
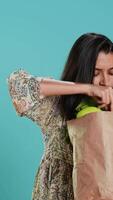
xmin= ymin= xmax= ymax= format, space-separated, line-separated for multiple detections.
xmin=7 ymin=32 xmax=113 ymax=200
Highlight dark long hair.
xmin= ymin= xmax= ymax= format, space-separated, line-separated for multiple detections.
xmin=57 ymin=32 xmax=113 ymax=121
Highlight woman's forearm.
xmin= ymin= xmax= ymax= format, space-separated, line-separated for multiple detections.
xmin=39 ymin=78 xmax=90 ymax=97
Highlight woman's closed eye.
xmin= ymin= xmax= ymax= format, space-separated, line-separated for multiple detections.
xmin=94 ymin=69 xmax=113 ymax=76
xmin=109 ymin=69 xmax=113 ymax=75
xmin=94 ymin=70 xmax=100 ymax=76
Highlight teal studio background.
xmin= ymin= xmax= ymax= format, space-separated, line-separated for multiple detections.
xmin=0 ymin=0 xmax=113 ymax=199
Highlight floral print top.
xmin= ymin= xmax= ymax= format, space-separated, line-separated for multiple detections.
xmin=7 ymin=69 xmax=74 ymax=200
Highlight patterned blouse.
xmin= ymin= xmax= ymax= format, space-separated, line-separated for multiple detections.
xmin=7 ymin=69 xmax=74 ymax=200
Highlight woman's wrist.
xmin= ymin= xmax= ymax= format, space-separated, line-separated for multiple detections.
xmin=78 ymin=83 xmax=91 ymax=96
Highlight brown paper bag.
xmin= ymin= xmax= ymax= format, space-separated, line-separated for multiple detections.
xmin=67 ymin=111 xmax=113 ymax=200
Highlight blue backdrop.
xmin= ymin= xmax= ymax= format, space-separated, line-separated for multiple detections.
xmin=1 ymin=0 xmax=113 ymax=199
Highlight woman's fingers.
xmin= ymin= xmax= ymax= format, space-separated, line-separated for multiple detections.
xmin=98 ymin=103 xmax=109 ymax=111
xmin=98 ymin=87 xmax=113 ymax=111
xmin=98 ymin=103 xmax=107 ymax=108
xmin=90 ymin=84 xmax=113 ymax=111
xmin=106 ymin=88 xmax=111 ymax=105
xmin=97 ymin=88 xmax=110 ymax=110
xmin=109 ymin=87 xmax=113 ymax=111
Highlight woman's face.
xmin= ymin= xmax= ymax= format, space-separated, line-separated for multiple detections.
xmin=93 ymin=51 xmax=113 ymax=87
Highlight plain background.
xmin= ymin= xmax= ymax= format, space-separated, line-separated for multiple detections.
xmin=1 ymin=0 xmax=113 ymax=199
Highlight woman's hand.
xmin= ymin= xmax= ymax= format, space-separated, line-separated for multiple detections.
xmin=108 ymin=87 xmax=113 ymax=111
xmin=87 ymin=84 xmax=113 ymax=111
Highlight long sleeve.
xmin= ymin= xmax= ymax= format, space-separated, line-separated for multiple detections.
xmin=7 ymin=69 xmax=59 ymax=128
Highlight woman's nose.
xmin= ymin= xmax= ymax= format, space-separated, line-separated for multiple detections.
xmin=100 ymin=74 xmax=109 ymax=86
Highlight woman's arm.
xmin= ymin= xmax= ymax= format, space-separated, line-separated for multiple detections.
xmin=39 ymin=78 xmax=90 ymax=97
xmin=40 ymin=79 xmax=113 ymax=110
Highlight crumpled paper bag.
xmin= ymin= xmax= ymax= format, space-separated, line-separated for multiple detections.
xmin=67 ymin=111 xmax=113 ymax=200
